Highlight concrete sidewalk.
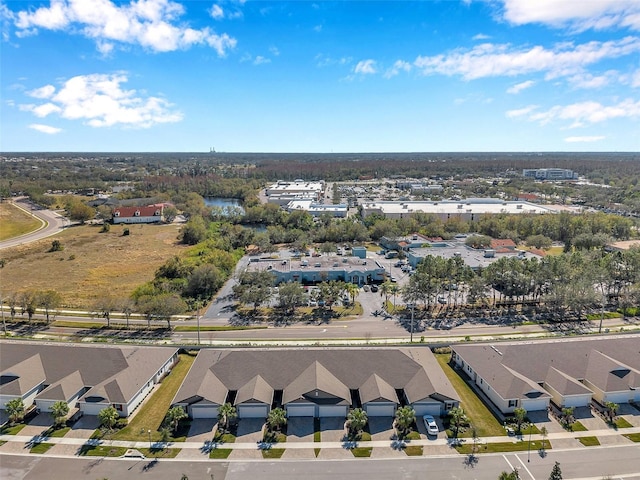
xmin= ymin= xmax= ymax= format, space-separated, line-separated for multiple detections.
xmin=2 ymin=426 xmax=638 ymax=456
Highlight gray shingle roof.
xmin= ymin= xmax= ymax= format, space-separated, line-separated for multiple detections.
xmin=236 ymin=375 xmax=274 ymax=405
xmin=0 ymin=353 xmax=45 ymax=397
xmin=359 ymin=374 xmax=398 ymax=404
xmin=283 ymin=361 xmax=351 ymax=405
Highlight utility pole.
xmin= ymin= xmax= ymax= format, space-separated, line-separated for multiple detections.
xmin=599 ymin=290 xmax=605 ymax=334
xmin=196 ymin=301 xmax=201 ymax=346
xmin=409 ymin=303 xmax=415 ymax=343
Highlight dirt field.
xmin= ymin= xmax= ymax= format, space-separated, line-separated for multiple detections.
xmin=0 ymin=222 xmax=187 ymax=308
xmin=0 ymin=202 xmax=42 ymax=241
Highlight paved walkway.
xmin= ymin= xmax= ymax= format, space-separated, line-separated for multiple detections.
xmin=2 ymin=426 xmax=638 ymax=459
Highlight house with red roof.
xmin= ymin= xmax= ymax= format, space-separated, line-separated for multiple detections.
xmin=112 ymin=205 xmax=164 ymax=224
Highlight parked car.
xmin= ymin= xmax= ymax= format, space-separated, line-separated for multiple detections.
xmin=390 ymin=276 xmax=397 ymax=283
xmin=437 ymin=295 xmax=447 ymax=304
xmin=363 ymin=285 xmax=371 ymax=292
xmin=423 ymin=415 xmax=439 ymax=436
xmin=370 ymin=285 xmax=379 ymax=292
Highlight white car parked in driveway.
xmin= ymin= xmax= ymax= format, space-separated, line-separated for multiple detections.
xmin=423 ymin=415 xmax=439 ymax=436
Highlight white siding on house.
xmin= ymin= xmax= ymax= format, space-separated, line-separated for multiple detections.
xmin=603 ymin=391 xmax=634 ymax=404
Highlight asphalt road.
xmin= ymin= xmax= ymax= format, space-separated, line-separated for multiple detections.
xmin=0 ymin=199 xmax=67 ymax=250
xmin=2 ymin=445 xmax=639 ymax=480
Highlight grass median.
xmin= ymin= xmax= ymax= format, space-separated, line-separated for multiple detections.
xmin=0 ymin=203 xmax=42 ymax=241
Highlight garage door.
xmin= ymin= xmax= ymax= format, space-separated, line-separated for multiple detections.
xmin=238 ymin=404 xmax=269 ymax=419
xmin=286 ymin=404 xmax=315 ymax=417
xmin=190 ymin=404 xmax=219 ymax=419
xmin=412 ymin=403 xmax=442 ymax=416
xmin=365 ymin=403 xmax=396 ymax=417
xmin=318 ymin=405 xmax=347 ymax=418
xmin=80 ymin=402 xmax=111 ymax=416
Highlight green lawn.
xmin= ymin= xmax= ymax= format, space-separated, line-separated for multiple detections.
xmin=351 ymin=447 xmax=373 ymax=457
xmin=1 ymin=423 xmax=26 ymax=435
xmin=578 ymin=436 xmax=600 ymax=446
xmin=210 ymin=448 xmax=232 ymax=459
xmin=404 ymin=445 xmax=423 ymax=456
xmin=213 ymin=431 xmax=236 ymax=444
xmin=112 ymin=353 xmax=195 ymax=442
xmin=138 ymin=447 xmax=181 ymax=458
xmin=435 ymin=354 xmax=505 ymax=437
xmin=261 ymin=448 xmax=285 ymax=459
xmin=570 ymin=421 xmax=588 ymax=432
xmin=314 ymin=447 xmax=321 ymax=457
xmin=78 ymin=445 xmax=128 ymax=457
xmin=623 ymin=433 xmax=640 ymax=442
xmin=29 ymin=443 xmax=54 ymax=454
xmin=456 ymin=440 xmax=548 ymax=454
xmin=0 ymin=202 xmax=42 ymax=241
xmin=44 ymin=426 xmax=70 ymax=438
xmin=613 ymin=418 xmax=633 ymax=429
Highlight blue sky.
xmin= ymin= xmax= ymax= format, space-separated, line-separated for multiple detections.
xmin=1 ymin=0 xmax=639 ymax=152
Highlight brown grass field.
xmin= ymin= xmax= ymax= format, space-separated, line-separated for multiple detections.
xmin=0 ymin=222 xmax=187 ymax=308
xmin=0 ymin=202 xmax=42 ymax=241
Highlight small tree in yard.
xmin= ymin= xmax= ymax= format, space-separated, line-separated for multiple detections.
xmin=394 ymin=406 xmax=416 ymax=438
xmin=513 ymin=407 xmax=527 ymax=434
xmin=347 ymin=408 xmax=368 ymax=439
xmin=560 ymin=407 xmax=575 ymax=428
xmin=266 ymin=407 xmax=287 ymax=439
xmin=217 ymin=403 xmax=237 ymax=433
xmin=549 ymin=461 xmax=563 ymax=480
xmin=51 ymin=400 xmax=69 ymax=427
xmin=604 ymin=402 xmax=619 ymax=422
xmin=5 ymin=398 xmax=25 ymax=425
xmin=540 ymin=425 xmax=548 ymax=451
xmin=499 ymin=469 xmax=520 ymax=480
xmin=165 ymin=406 xmax=187 ymax=434
xmin=98 ymin=406 xmax=119 ymax=431
xmin=449 ymin=406 xmax=468 ymax=438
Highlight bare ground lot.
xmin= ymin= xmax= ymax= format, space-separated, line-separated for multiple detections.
xmin=0 ymin=223 xmax=186 ymax=308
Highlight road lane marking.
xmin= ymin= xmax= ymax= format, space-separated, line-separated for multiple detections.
xmin=515 ymin=454 xmax=536 ymax=480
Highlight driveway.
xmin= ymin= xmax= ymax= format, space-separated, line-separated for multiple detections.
xmin=235 ymin=418 xmax=265 ymax=443
xmin=286 ymin=417 xmax=315 ymax=442
xmin=185 ymin=418 xmax=217 ymax=442
xmin=368 ymin=417 xmax=394 ymax=441
xmin=64 ymin=415 xmax=99 ymax=439
xmin=319 ymin=417 xmax=346 ymax=442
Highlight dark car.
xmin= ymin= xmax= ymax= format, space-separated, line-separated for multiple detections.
xmin=370 ymin=285 xmax=379 ymax=292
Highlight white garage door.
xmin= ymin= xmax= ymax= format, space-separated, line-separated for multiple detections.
xmin=190 ymin=405 xmax=219 ymax=419
xmin=35 ymin=400 xmax=59 ymax=412
xmin=365 ymin=404 xmax=396 ymax=417
xmin=318 ymin=405 xmax=347 ymax=418
xmin=81 ymin=402 xmax=111 ymax=416
xmin=562 ymin=395 xmax=591 ymax=408
xmin=521 ymin=398 xmax=549 ymax=412
xmin=412 ymin=403 xmax=442 ymax=416
xmin=238 ymin=404 xmax=269 ymax=419
xmin=286 ymin=404 xmax=315 ymax=417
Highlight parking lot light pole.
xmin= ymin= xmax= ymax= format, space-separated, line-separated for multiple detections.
xmin=527 ymin=423 xmax=532 ymax=462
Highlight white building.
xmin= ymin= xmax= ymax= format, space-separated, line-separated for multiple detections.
xmin=285 ymin=199 xmax=348 ymax=218
xmin=522 ymin=168 xmax=578 ymax=180
xmin=360 ymin=198 xmax=556 ymax=221
xmin=265 ymin=181 xmax=324 ymax=201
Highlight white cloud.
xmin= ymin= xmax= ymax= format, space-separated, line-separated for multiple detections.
xmin=20 ymin=73 xmax=183 ymax=129
xmin=506 ymin=105 xmax=539 ymax=118
xmin=507 ymin=80 xmax=535 ymax=94
xmin=29 ymin=123 xmax=62 ymax=134
xmin=253 ymin=56 xmax=270 ymax=65
xmin=512 ymin=99 xmax=640 ymax=127
xmin=11 ymin=0 xmax=237 ymax=55
xmin=567 ymin=71 xmax=617 ymax=89
xmin=269 ymin=46 xmax=280 ymax=56
xmin=384 ymin=60 xmax=411 ymax=78
xmin=28 ymin=84 xmax=56 ymax=99
xmin=354 ymin=59 xmax=377 ymax=75
xmin=412 ymin=37 xmax=640 ymax=80
xmin=315 ymin=54 xmax=351 ymax=68
xmin=632 ymin=69 xmax=640 ymax=87
xmin=564 ymin=135 xmax=606 ymax=143
xmin=473 ymin=33 xmax=490 ymax=40
xmin=500 ymin=0 xmax=640 ymax=31
xmin=210 ymin=4 xmax=224 ymax=20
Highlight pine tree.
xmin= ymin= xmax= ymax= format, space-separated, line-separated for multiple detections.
xmin=549 ymin=462 xmax=563 ymax=480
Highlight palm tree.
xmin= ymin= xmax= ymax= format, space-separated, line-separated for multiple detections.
xmin=51 ymin=401 xmax=69 ymax=428
xmin=217 ymin=403 xmax=237 ymax=433
xmin=449 ymin=406 xmax=468 ymax=438
xmin=266 ymin=407 xmax=287 ymax=433
xmin=347 ymin=408 xmax=368 ymax=439
xmin=344 ymin=282 xmax=359 ymax=306
xmin=97 ymin=406 xmax=119 ymax=431
xmin=390 ymin=285 xmax=400 ymax=311
xmin=513 ymin=407 xmax=527 ymax=434
xmin=5 ymin=398 xmax=25 ymax=426
xmin=604 ymin=402 xmax=619 ymax=422
xmin=165 ymin=406 xmax=187 ymax=434
xmin=394 ymin=406 xmax=416 ymax=438
xmin=380 ymin=281 xmax=393 ymax=308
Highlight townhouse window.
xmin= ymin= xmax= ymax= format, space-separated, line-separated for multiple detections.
xmin=508 ymin=400 xmax=517 ymax=408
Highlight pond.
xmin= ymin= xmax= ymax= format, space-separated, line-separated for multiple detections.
xmin=204 ymin=197 xmax=245 ymax=215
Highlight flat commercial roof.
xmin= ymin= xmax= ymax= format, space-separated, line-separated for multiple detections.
xmin=361 ymin=198 xmax=556 ymax=216
xmin=247 ymin=255 xmax=384 ymax=274
xmin=409 ymin=243 xmax=540 ymax=270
